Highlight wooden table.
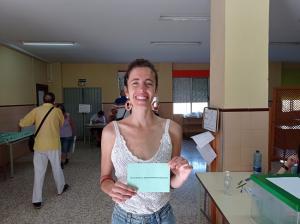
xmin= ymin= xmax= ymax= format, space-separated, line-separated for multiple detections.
xmin=0 ymin=132 xmax=33 ymax=177
xmin=84 ymin=123 xmax=106 ymax=144
xmin=196 ymin=172 xmax=254 ymax=224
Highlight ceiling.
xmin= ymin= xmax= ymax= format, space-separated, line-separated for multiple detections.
xmin=0 ymin=0 xmax=299 ymax=63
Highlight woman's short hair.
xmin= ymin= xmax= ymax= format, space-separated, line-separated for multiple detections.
xmin=124 ymin=59 xmax=158 ymax=90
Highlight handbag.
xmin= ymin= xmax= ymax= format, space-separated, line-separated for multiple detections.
xmin=28 ymin=107 xmax=54 ymax=152
xmin=28 ymin=135 xmax=35 ymax=152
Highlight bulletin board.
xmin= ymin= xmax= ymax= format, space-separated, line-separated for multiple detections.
xmin=203 ymin=107 xmax=219 ymax=133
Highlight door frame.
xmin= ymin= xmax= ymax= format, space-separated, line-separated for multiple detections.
xmin=36 ymin=84 xmax=48 ymax=106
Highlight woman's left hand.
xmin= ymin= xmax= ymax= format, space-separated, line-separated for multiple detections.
xmin=169 ymin=156 xmax=193 ymax=181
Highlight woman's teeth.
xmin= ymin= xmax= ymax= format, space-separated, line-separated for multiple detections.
xmin=136 ymin=96 xmax=147 ymax=100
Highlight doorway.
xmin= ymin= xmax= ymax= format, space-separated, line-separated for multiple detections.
xmin=36 ymin=84 xmax=48 ymax=106
xmin=63 ymin=87 xmax=102 ymax=139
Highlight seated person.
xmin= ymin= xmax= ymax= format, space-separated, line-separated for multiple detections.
xmin=108 ymin=107 xmax=117 ymax=122
xmin=90 ymin=110 xmax=106 ymax=124
xmin=114 ymin=90 xmax=127 ymax=106
xmin=277 ymin=154 xmax=299 ymax=174
xmin=112 ymin=90 xmax=130 ymax=121
xmin=115 ymin=106 xmax=130 ymax=121
xmin=89 ymin=111 xmax=106 ymax=146
xmin=107 ymin=105 xmax=130 ymax=121
xmin=152 ymin=96 xmax=159 ymax=116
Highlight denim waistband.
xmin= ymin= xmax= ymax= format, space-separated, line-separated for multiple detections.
xmin=113 ymin=202 xmax=172 ymax=222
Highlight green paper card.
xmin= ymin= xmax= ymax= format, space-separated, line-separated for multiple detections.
xmin=127 ymin=163 xmax=170 ymax=192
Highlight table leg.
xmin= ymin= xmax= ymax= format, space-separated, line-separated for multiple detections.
xmin=200 ymin=190 xmax=212 ymax=223
xmin=84 ymin=128 xmax=86 ymax=144
xmin=9 ymin=144 xmax=14 ymax=178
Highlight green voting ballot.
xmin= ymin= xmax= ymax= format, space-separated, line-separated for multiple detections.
xmin=127 ymin=163 xmax=170 ymax=192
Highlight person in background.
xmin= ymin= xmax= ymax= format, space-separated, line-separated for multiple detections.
xmin=90 ymin=110 xmax=106 ymax=124
xmin=114 ymin=90 xmax=127 ymax=106
xmin=90 ymin=110 xmax=106 ymax=146
xmin=277 ymin=154 xmax=299 ymax=174
xmin=152 ymin=96 xmax=159 ymax=116
xmin=100 ymin=59 xmax=192 ymax=223
xmin=108 ymin=107 xmax=118 ymax=122
xmin=19 ymin=92 xmax=69 ymax=209
xmin=57 ymin=104 xmax=75 ymax=169
xmin=113 ymin=90 xmax=130 ymax=121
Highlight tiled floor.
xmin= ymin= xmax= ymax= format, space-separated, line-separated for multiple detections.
xmin=0 ymin=139 xmax=208 ymax=224
xmin=171 ymin=139 xmax=208 ymax=224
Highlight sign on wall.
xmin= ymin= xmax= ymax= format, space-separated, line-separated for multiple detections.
xmin=203 ymin=107 xmax=219 ymax=133
xmin=79 ymin=104 xmax=91 ymax=113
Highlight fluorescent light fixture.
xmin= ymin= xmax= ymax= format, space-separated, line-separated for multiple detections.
xmin=150 ymin=41 xmax=202 ymax=46
xmin=22 ymin=41 xmax=77 ymax=46
xmin=269 ymin=41 xmax=300 ymax=46
xmin=159 ymin=15 xmax=209 ymax=21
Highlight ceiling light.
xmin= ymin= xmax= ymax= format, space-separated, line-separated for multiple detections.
xmin=150 ymin=41 xmax=202 ymax=46
xmin=22 ymin=41 xmax=77 ymax=46
xmin=269 ymin=41 xmax=300 ymax=46
xmin=159 ymin=15 xmax=209 ymax=21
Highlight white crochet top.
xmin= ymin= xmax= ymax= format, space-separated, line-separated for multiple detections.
xmin=111 ymin=119 xmax=172 ymax=214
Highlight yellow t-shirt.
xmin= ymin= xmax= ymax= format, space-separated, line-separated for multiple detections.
xmin=19 ymin=103 xmax=64 ymax=152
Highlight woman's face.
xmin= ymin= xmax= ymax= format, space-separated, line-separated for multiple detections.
xmin=125 ymin=67 xmax=157 ymax=108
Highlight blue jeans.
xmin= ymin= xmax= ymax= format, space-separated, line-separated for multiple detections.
xmin=60 ymin=137 xmax=73 ymax=154
xmin=111 ymin=203 xmax=176 ymax=224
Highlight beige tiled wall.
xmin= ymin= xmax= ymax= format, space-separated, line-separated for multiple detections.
xmin=221 ymin=111 xmax=269 ymax=172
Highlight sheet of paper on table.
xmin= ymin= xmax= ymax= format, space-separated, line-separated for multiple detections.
xmin=267 ymin=177 xmax=300 ymax=199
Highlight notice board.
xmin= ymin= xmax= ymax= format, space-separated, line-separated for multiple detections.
xmin=203 ymin=107 xmax=219 ymax=133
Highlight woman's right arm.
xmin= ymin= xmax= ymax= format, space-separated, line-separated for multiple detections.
xmin=100 ymin=123 xmax=116 ymax=194
xmin=100 ymin=123 xmax=136 ymax=203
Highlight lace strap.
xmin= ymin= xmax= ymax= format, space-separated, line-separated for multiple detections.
xmin=112 ymin=121 xmax=121 ymax=139
xmin=164 ymin=119 xmax=170 ymax=134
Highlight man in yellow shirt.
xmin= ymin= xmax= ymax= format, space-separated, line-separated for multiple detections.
xmin=19 ymin=92 xmax=69 ymax=209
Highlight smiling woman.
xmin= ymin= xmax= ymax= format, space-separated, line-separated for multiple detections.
xmin=100 ymin=59 xmax=193 ymax=224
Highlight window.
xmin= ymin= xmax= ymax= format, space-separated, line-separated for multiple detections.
xmin=173 ymin=77 xmax=209 ymax=114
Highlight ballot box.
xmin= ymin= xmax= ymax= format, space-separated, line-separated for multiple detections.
xmin=250 ymin=174 xmax=300 ymax=224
